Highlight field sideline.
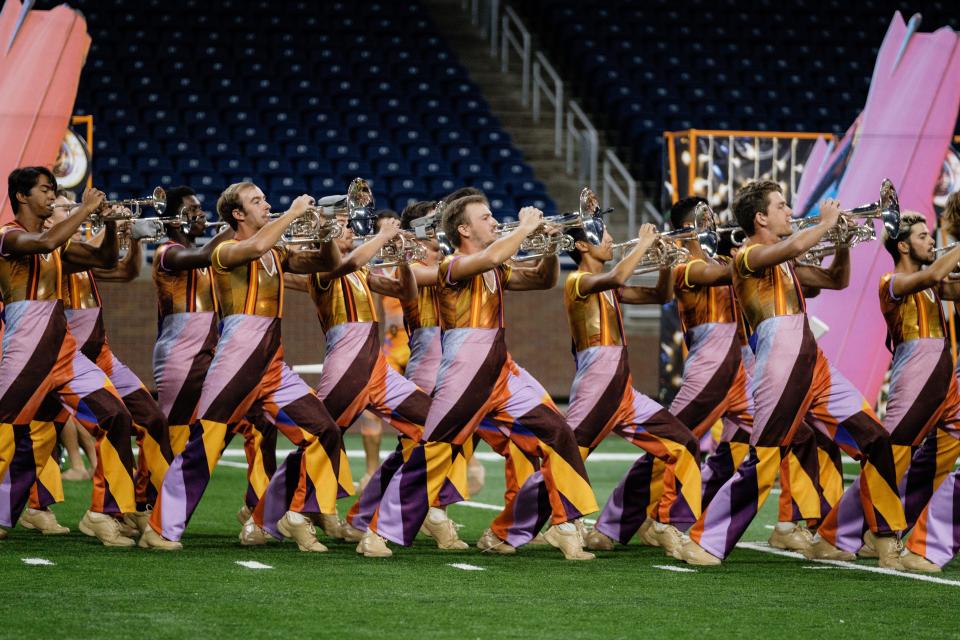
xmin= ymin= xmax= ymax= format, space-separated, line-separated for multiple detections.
xmin=3 ymin=435 xmax=958 ymax=639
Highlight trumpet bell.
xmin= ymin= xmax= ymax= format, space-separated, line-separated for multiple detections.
xmin=347 ymin=177 xmax=377 ymax=237
xmin=878 ymin=178 xmax=901 ymax=238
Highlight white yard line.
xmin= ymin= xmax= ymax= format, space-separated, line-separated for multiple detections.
xmin=448 ymin=563 xmax=486 ymax=571
xmin=235 ymin=560 xmax=273 ymax=570
xmin=21 ymin=558 xmax=54 ymax=566
xmin=653 ymin=564 xmax=697 ymax=573
xmin=736 ymin=543 xmax=960 ymax=587
xmin=218 ymin=449 xmax=652 ymax=463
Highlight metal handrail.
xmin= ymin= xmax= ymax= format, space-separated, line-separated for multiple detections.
xmin=532 ymin=51 xmax=563 ymax=157
xmin=566 ymin=100 xmax=598 ymax=191
xmin=500 ymin=5 xmax=531 ymax=106
xmin=602 ymin=149 xmax=647 ymax=238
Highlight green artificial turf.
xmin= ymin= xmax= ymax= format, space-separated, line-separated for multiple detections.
xmin=2 ymin=435 xmax=958 ymax=639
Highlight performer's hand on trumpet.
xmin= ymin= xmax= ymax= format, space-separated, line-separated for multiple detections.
xmin=79 ymin=187 xmax=106 ymax=216
xmin=516 ymin=206 xmax=544 ymax=234
xmin=817 ymin=198 xmax=842 ymax=229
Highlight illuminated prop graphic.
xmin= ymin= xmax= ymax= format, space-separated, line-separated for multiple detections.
xmin=53 ymin=126 xmax=90 ymax=192
xmin=0 ymin=1 xmax=90 ymax=221
xmin=660 ymin=12 xmax=960 ymax=403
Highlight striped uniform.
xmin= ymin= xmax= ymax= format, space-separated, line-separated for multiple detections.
xmin=150 ymin=242 xmax=346 ymax=542
xmin=689 ymin=245 xmax=905 ymax=559
xmin=257 ymin=267 xmax=462 ymax=537
xmin=152 ymin=241 xmax=276 ymax=512
xmin=0 ymin=222 xmax=136 ymax=527
xmin=55 ymin=268 xmax=174 ymax=510
xmin=819 ymin=273 xmax=960 ymax=564
xmin=490 ymin=271 xmax=702 ymax=545
xmin=368 ymin=256 xmax=598 ymax=546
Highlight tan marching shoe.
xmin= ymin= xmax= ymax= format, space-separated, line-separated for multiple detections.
xmin=858 ymin=530 xmax=879 ymax=558
xmin=680 ymin=540 xmax=721 ymax=566
xmin=638 ymin=518 xmax=660 ymax=547
xmin=357 ymin=530 xmax=392 ymax=558
xmin=122 ymin=509 xmax=151 ymax=535
xmin=899 ymin=550 xmax=941 ymax=573
xmin=767 ymin=523 xmax=813 ymax=552
xmin=138 ymin=526 xmax=183 ymax=551
xmin=60 ymin=467 xmax=91 ymax=481
xmin=316 ymin=513 xmax=346 ymax=541
xmin=276 ymin=511 xmax=328 ymax=552
xmin=528 ymin=532 xmax=549 ymax=545
xmin=19 ymin=508 xmax=70 ymax=535
xmin=422 ymin=512 xmax=469 ymax=550
xmin=0 ymin=527 xmax=7 ymax=540
xmin=236 ymin=505 xmax=252 ymax=526
xmin=79 ymin=511 xmax=136 ymax=547
xmin=543 ymin=524 xmax=595 ymax=561
xmin=476 ymin=528 xmax=516 ymax=554
xmin=583 ymin=528 xmax=615 ymax=551
xmin=802 ymin=536 xmax=856 ymax=561
xmin=871 ymin=533 xmax=903 ymax=570
xmin=652 ymin=523 xmax=685 ymax=560
xmin=339 ymin=521 xmax=364 ymax=543
xmin=239 ymin=521 xmax=270 ymax=546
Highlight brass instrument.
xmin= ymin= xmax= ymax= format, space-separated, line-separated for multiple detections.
xmin=267 ymin=200 xmax=343 ymax=246
xmin=368 ymin=231 xmax=428 ymax=269
xmin=931 ymin=242 xmax=960 ymax=276
xmin=796 ymin=178 xmax=900 ymax=265
xmin=500 ymin=187 xmax=603 ymax=261
xmin=611 ymin=202 xmax=717 ymax=274
xmin=68 ymin=187 xmax=171 ymax=249
xmin=407 ymin=201 xmax=454 ymax=256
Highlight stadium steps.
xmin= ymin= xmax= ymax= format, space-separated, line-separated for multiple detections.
xmin=422 ymin=0 xmax=584 ymax=214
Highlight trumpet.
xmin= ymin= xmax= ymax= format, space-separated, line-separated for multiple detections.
xmin=499 ymin=187 xmax=605 ymax=261
xmin=407 ymin=201 xmax=454 ymax=256
xmin=612 ymin=202 xmax=716 ymax=274
xmin=267 ymin=202 xmax=343 ymax=245
xmin=369 ymin=231 xmax=428 ymax=268
xmin=76 ymin=187 xmax=172 ymax=249
xmin=795 ymin=178 xmax=901 ymax=264
xmin=931 ymin=242 xmax=960 ymax=276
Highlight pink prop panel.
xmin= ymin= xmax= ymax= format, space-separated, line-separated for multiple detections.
xmin=0 ymin=0 xmax=89 ymax=222
xmin=808 ymin=12 xmax=960 ymax=402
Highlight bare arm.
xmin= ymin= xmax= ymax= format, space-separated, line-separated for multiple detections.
xmin=504 ymin=254 xmax=559 ymax=291
xmin=62 ymin=220 xmax=120 ymax=269
xmin=284 ymin=239 xmax=342 ymax=275
xmin=575 ymin=223 xmax=659 ymax=296
xmin=685 ymin=259 xmax=733 ymax=287
xmin=312 ymin=219 xmax=401 ymax=282
xmin=891 ymin=244 xmax=960 ymax=297
xmin=795 ymin=246 xmax=850 ymax=290
xmin=283 ymin=273 xmax=310 ymax=292
xmin=368 ymin=263 xmax=417 ymax=301
xmin=742 ymin=199 xmax=842 ymax=272
xmin=2 ymin=188 xmax=105 ymax=256
xmin=161 ymin=226 xmax=235 ymax=272
xmin=447 ymin=207 xmax=543 ymax=282
xmin=214 ymin=195 xmax=314 ymax=270
xmin=92 ymin=233 xmax=142 ymax=282
xmin=620 ymin=267 xmax=674 ymax=304
xmin=411 ymin=262 xmax=440 ymax=287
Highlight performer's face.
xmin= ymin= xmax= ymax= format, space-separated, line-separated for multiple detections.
xmin=334 ymin=211 xmax=352 ymax=252
xmin=420 ymin=237 xmax=442 ymax=264
xmin=19 ymin=174 xmax=57 ymax=219
xmin=180 ymin=195 xmax=206 ymax=237
xmin=759 ymin=190 xmax=793 ymax=238
xmin=461 ymin=202 xmax=497 ymax=247
xmin=235 ymin=186 xmax=271 ymax=231
xmin=905 ymin=222 xmax=935 ymax=265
